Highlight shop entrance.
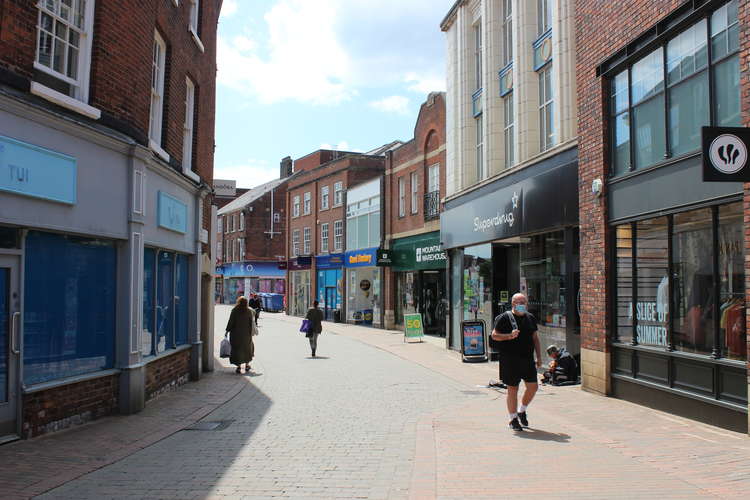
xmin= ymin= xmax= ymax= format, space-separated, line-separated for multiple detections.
xmin=421 ymin=271 xmax=446 ymax=336
xmin=324 ymin=287 xmax=337 ymax=321
xmin=0 ymin=255 xmax=20 ymax=440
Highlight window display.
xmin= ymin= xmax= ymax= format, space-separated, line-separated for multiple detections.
xmin=718 ymin=203 xmax=745 ymax=360
xmin=635 ymin=218 xmax=669 ymax=347
xmin=615 ymin=225 xmax=633 ymax=343
xmin=463 ymin=244 xmax=492 ymax=328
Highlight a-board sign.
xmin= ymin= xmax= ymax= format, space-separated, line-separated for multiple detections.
xmin=461 ymin=320 xmax=487 ymax=361
xmin=404 ymin=313 xmax=424 ymax=342
xmin=702 ymin=127 xmax=750 ymax=182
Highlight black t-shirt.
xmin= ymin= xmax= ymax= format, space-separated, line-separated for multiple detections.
xmin=493 ymin=311 xmax=537 ymax=359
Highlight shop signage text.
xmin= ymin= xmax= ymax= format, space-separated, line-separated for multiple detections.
xmin=461 ymin=320 xmax=487 ymax=360
xmin=219 ymin=261 xmax=287 ymax=278
xmin=404 ymin=313 xmax=424 ymax=341
xmin=376 ymin=248 xmax=392 ymax=266
xmin=392 ymin=232 xmax=446 ymax=271
xmin=344 ymin=247 xmax=378 ymax=268
xmin=473 ymin=192 xmax=519 ymax=233
xmin=316 ymin=253 xmax=344 ymax=269
xmin=157 ymin=191 xmax=188 ymax=233
xmin=441 ymin=188 xmax=523 ymax=249
xmin=0 ymin=135 xmax=77 ymax=204
xmin=628 ymin=301 xmax=668 ymax=347
xmin=213 ymin=179 xmax=236 ymax=197
xmin=702 ymin=127 xmax=750 ymax=182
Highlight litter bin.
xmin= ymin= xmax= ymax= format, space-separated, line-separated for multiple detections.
xmin=333 ymin=309 xmax=342 ymax=323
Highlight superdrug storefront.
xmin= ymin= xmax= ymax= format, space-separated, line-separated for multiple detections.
xmin=441 ymin=147 xmax=580 ymax=358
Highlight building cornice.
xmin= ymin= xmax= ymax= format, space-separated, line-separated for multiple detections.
xmin=440 ymin=0 xmax=466 ymax=32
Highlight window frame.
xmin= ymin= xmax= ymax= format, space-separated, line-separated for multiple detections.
xmin=537 ymin=0 xmax=552 ymax=36
xmin=607 ymin=1 xmax=740 ymax=177
xmin=476 ymin=113 xmax=484 ymax=179
xmin=292 ymin=229 xmax=300 ymax=257
xmin=303 ymin=227 xmax=311 ymax=255
xmin=303 ymin=191 xmax=311 ymax=215
xmin=474 ymin=22 xmax=483 ymax=91
xmin=410 ymin=172 xmax=419 ymax=215
xmin=333 ymin=181 xmax=344 ymax=206
xmin=182 ymin=77 xmax=196 ymax=174
xmin=321 ymin=222 xmax=329 ymax=253
xmin=321 ymin=185 xmax=330 ymax=210
xmin=33 ymin=0 xmax=96 ymax=106
xmin=538 ymin=64 xmax=554 ymax=152
xmin=504 ymin=93 xmax=515 ymax=168
xmin=149 ymin=31 xmax=167 ymax=149
xmin=239 ymin=211 xmax=244 ymax=232
xmin=502 ymin=0 xmax=513 ymax=66
xmin=293 ymin=195 xmax=300 ymax=218
xmin=398 ymin=177 xmax=405 ymax=217
xmin=334 ymin=220 xmax=343 ymax=252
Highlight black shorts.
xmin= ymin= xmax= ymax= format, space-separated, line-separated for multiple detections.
xmin=499 ymin=357 xmax=538 ymax=386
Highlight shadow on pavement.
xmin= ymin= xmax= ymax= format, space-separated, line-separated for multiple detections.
xmin=305 ymin=356 xmax=330 ymax=360
xmin=516 ymin=428 xmax=571 ymax=443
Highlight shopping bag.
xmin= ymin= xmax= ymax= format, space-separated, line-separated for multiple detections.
xmin=299 ymin=319 xmax=311 ymax=334
xmin=220 ymin=336 xmax=231 ymax=358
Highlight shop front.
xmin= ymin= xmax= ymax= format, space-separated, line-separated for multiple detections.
xmin=218 ymin=261 xmax=286 ymax=304
xmin=316 ymin=253 xmax=344 ymax=321
xmin=288 ymin=257 xmax=312 ymax=318
xmin=392 ymin=232 xmax=448 ymax=336
xmin=0 ymin=100 xmax=207 ymax=438
xmin=344 ymin=247 xmax=382 ymax=327
xmin=441 ymin=148 xmax=579 ymax=357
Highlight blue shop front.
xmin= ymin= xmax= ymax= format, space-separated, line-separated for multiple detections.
xmin=316 ymin=254 xmax=344 ymax=321
xmin=217 ymin=261 xmax=286 ymax=306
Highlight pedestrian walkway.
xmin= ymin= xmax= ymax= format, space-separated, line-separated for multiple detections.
xmin=1 ymin=309 xmax=748 ymax=499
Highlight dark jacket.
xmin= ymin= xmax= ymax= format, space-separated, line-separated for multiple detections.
xmin=553 ymin=348 xmax=578 ymax=382
xmin=226 ymin=306 xmax=255 ymax=365
xmin=305 ymin=307 xmax=324 ymax=334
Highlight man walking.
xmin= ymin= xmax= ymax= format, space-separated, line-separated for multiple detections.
xmin=491 ymin=292 xmax=542 ymax=431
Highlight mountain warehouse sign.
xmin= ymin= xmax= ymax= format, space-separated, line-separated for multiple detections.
xmin=392 ymin=232 xmax=446 ymax=271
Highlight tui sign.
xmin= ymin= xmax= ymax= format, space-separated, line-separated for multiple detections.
xmin=702 ymin=127 xmax=750 ymax=182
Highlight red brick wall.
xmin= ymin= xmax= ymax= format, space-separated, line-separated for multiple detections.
xmin=575 ymin=0 xmax=685 ymax=353
xmin=145 ymin=349 xmax=190 ymax=401
xmin=22 ymin=375 xmax=119 ymax=438
xmin=0 ymin=0 xmax=220 ymax=240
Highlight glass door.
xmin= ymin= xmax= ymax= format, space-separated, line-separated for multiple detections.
xmin=0 ymin=255 xmax=20 ymax=440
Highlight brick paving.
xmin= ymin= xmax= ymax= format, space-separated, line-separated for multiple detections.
xmin=0 ymin=307 xmax=748 ymax=499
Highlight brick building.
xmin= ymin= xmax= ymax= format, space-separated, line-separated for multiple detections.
xmin=285 ymin=147 xmax=397 ymax=322
xmin=440 ymin=0 xmax=580 ymax=357
xmin=383 ymin=93 xmax=448 ymax=337
xmin=216 ymin=159 xmax=295 ymax=306
xmin=0 ymin=0 xmax=222 ymax=439
xmin=576 ymin=0 xmax=748 ymax=433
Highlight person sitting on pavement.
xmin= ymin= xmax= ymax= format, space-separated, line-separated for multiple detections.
xmin=542 ymin=345 xmax=578 ymax=385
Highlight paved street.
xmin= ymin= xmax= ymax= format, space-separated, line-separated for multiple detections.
xmin=1 ymin=306 xmax=749 ymax=499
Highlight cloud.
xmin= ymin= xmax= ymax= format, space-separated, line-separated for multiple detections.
xmin=220 ymin=0 xmax=238 ymax=19
xmin=217 ymin=0 xmax=454 ymax=105
xmin=369 ymin=96 xmax=410 ymax=115
xmin=214 ymin=159 xmax=279 ymax=189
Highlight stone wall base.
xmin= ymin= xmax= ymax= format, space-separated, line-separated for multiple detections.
xmin=581 ymin=347 xmax=610 ymax=395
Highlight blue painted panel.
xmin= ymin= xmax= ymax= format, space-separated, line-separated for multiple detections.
xmin=218 ymin=261 xmax=286 ymax=278
xmin=157 ymin=191 xmax=188 ymax=234
xmin=0 ymin=135 xmax=76 ymax=204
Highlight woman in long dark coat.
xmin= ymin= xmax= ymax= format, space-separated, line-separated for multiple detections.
xmin=225 ymin=296 xmax=256 ymax=373
xmin=304 ymin=300 xmax=324 ymax=357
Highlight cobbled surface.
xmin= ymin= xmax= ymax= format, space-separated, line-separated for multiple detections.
xmin=37 ymin=307 xmax=475 ymax=500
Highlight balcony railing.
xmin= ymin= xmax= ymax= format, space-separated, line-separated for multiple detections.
xmin=423 ymin=191 xmax=440 ymax=221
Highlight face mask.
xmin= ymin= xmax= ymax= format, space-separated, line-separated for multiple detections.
xmin=514 ymin=304 xmax=527 ymax=314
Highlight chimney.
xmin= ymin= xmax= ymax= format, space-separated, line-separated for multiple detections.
xmin=279 ymin=156 xmax=293 ymax=178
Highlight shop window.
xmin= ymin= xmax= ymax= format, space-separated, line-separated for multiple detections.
xmin=143 ymin=247 xmax=155 ymax=357
xmin=718 ymin=203 xmax=745 ymax=360
xmin=635 ymin=218 xmax=669 ymax=347
xmin=520 ymin=232 xmax=566 ymax=349
xmin=609 ymin=1 xmax=739 ymax=174
xmin=143 ymin=249 xmax=189 ymax=357
xmin=175 ymin=254 xmax=189 ymax=346
xmin=23 ymin=231 xmax=116 ymax=385
xmin=615 ymin=225 xmax=634 ymax=344
xmin=672 ymin=208 xmax=715 ymax=356
xmin=463 ymin=244 xmax=492 ymax=329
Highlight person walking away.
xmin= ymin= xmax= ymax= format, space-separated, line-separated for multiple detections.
xmin=305 ymin=300 xmax=324 ymax=357
xmin=225 ymin=296 xmax=257 ymax=373
xmin=491 ymin=293 xmax=543 ymax=431
xmin=250 ymin=293 xmax=262 ymax=324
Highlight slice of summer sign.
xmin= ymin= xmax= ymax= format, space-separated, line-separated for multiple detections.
xmin=404 ymin=313 xmax=424 ymax=343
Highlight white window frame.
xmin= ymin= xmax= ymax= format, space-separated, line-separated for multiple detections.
xmin=321 ymin=223 xmax=329 ymax=253
xmin=474 ymin=22 xmax=482 ymax=91
xmin=538 ymin=0 xmax=552 ymax=36
xmin=428 ymin=164 xmax=440 ymax=194
xmin=239 ymin=211 xmax=244 ymax=231
xmin=218 ymin=216 xmax=223 ymax=233
xmin=33 ymin=0 xmax=98 ymax=115
xmin=303 ymin=227 xmax=311 ymax=255
xmin=239 ymin=238 xmax=245 ymax=261
xmin=149 ymin=31 xmax=167 ymax=154
xmin=182 ymin=77 xmax=198 ymax=179
xmin=398 ymin=177 xmax=405 ymax=217
xmin=292 ymin=229 xmax=300 ymax=257
xmin=333 ymin=181 xmax=344 ymax=206
xmin=188 ymin=0 xmax=205 ymax=53
xmin=334 ymin=220 xmax=343 ymax=252
xmin=293 ymin=195 xmax=300 ymax=218
xmin=539 ymin=65 xmax=554 ymax=152
xmin=410 ymin=172 xmax=418 ymax=214
xmin=504 ymin=93 xmax=515 ymax=168
xmin=303 ymin=191 xmax=311 ymax=215
xmin=217 ymin=241 xmax=222 ymax=261
xmin=321 ymin=185 xmax=330 ymax=210
xmin=476 ymin=113 xmax=484 ymax=180
xmin=231 ymin=214 xmax=236 ymax=232
xmin=503 ymin=0 xmax=513 ymax=66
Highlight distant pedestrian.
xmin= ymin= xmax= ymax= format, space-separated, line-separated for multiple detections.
xmin=249 ymin=293 xmax=262 ymax=324
xmin=304 ymin=300 xmax=324 ymax=357
xmin=225 ymin=296 xmax=257 ymax=374
xmin=490 ymin=292 xmax=543 ymax=432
